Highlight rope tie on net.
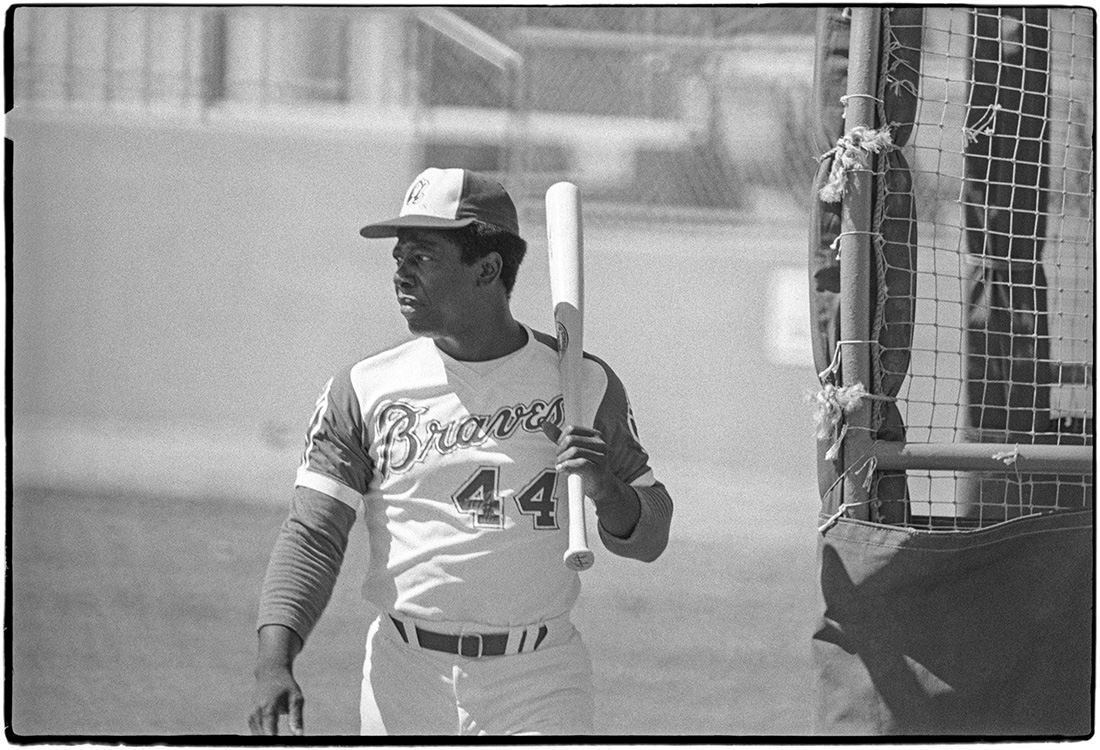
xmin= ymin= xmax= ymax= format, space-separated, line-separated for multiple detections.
xmin=818 ymin=125 xmax=894 ymax=203
xmin=886 ymin=75 xmax=919 ymax=98
xmin=884 ymin=29 xmax=920 ymax=98
xmin=817 ymin=456 xmax=880 ymax=534
xmin=814 ymin=340 xmax=895 ymax=461
xmin=839 ymin=93 xmax=884 ymax=106
xmin=817 ymin=338 xmax=876 ymax=383
xmin=963 ymin=103 xmax=1003 ymax=143
xmin=829 ymin=230 xmax=881 ymax=259
xmin=992 ymin=444 xmax=1021 ymax=467
xmin=991 ymin=443 xmax=1029 ymax=510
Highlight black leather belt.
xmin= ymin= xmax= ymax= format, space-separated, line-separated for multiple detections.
xmin=389 ymin=615 xmax=548 ymax=658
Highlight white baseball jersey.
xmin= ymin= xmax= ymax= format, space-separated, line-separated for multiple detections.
xmin=295 ymin=324 xmax=656 ymax=627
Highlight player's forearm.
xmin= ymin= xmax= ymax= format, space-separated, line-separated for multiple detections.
xmin=255 ymin=624 xmax=303 ymax=672
xmin=589 ymin=475 xmax=641 ymax=538
xmin=598 ymin=482 xmax=672 ymax=563
xmin=256 ymin=487 xmax=357 ymax=644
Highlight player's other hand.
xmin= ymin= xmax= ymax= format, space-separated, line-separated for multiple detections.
xmin=249 ymin=663 xmax=305 ymax=736
xmin=541 ymin=422 xmax=616 ymax=499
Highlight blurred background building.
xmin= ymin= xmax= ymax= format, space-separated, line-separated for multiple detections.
xmin=12 ymin=5 xmax=819 ymax=206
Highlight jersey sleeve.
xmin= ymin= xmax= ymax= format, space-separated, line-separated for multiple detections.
xmin=589 ymin=357 xmax=673 ymax=561
xmin=590 ymin=356 xmax=655 ymax=487
xmin=256 ymin=486 xmax=357 ymax=643
xmin=295 ymin=368 xmax=374 ymax=511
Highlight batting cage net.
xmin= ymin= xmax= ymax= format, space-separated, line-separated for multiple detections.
xmin=811 ymin=6 xmax=1094 ymax=530
xmin=810 ymin=7 xmax=1093 ymax=736
xmin=890 ymin=7 xmax=1092 ymax=525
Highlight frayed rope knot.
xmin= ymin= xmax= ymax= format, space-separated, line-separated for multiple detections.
xmin=818 ymin=126 xmax=894 ymax=203
xmin=812 ymin=382 xmax=896 ymax=460
xmin=813 ymin=382 xmax=870 ymax=441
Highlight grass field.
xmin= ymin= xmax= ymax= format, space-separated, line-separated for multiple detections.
xmin=10 ymin=457 xmax=821 ymax=738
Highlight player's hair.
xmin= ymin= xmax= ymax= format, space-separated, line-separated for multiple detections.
xmin=454 ymin=221 xmax=527 ymax=296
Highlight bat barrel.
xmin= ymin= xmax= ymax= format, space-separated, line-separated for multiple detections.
xmin=546 ymin=182 xmax=584 ymax=310
xmin=546 ymin=181 xmax=594 ymax=572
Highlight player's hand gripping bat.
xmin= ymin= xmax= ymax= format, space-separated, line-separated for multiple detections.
xmin=546 ymin=182 xmax=595 ymax=572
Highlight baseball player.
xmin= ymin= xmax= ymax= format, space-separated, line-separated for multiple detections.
xmin=248 ymin=168 xmax=673 ymax=736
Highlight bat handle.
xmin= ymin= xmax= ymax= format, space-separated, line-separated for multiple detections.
xmin=563 ymin=472 xmax=595 ymax=571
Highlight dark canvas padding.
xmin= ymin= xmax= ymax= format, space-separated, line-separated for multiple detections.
xmin=808 ymin=7 xmax=848 ymax=511
xmin=814 ymin=510 xmax=1093 ymax=736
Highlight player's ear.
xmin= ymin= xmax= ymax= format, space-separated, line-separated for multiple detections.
xmin=477 ymin=252 xmax=503 ymax=287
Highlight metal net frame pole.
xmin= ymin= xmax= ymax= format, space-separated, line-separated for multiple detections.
xmin=837 ymin=7 xmax=882 ymax=522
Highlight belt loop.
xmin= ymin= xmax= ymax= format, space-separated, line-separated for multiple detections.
xmin=517 ymin=628 xmax=528 ymax=653
xmin=389 ymin=615 xmax=409 ymax=644
xmin=533 ymin=624 xmax=549 ymax=650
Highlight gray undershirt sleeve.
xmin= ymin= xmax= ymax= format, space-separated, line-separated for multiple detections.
xmin=256 ymin=486 xmax=358 ymax=644
xmin=598 ymin=481 xmax=673 ymax=563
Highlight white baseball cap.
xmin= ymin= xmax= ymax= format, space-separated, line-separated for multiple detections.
xmin=359 ymin=168 xmax=520 ymax=238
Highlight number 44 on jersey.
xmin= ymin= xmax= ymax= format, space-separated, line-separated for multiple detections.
xmin=451 ymin=467 xmax=561 ymax=531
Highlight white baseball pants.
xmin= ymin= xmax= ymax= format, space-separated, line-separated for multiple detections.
xmin=359 ymin=613 xmax=595 ymax=735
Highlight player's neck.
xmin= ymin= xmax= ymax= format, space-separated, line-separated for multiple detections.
xmin=433 ymin=311 xmax=526 ymax=362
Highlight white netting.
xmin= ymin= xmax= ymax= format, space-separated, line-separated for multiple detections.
xmin=879 ymin=8 xmax=1093 ymax=526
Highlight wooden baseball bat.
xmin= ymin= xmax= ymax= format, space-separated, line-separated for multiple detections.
xmin=545 ymin=181 xmax=595 ymax=572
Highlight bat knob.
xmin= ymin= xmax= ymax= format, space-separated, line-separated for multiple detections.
xmin=563 ymin=549 xmax=595 ymax=571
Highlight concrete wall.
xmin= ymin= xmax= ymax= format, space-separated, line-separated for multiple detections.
xmin=10 ymin=114 xmax=819 ymax=501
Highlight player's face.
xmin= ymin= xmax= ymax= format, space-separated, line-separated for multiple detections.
xmin=392 ymin=229 xmax=482 ymax=338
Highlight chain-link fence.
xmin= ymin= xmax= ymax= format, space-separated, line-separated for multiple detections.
xmin=421 ymin=7 xmax=819 ymax=211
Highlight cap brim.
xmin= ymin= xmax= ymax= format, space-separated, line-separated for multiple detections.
xmin=359 ymin=214 xmax=477 ymax=238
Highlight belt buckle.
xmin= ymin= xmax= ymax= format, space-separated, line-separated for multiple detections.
xmin=459 ymin=633 xmax=483 ymax=658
